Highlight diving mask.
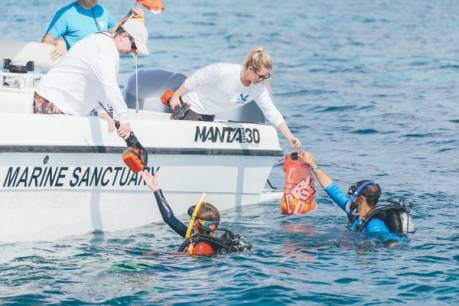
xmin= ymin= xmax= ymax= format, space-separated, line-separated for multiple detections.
xmin=345 ymin=180 xmax=376 ymax=214
xmin=196 ymin=219 xmax=219 ymax=232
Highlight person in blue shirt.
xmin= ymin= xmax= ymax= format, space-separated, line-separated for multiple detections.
xmin=42 ymin=0 xmax=142 ymax=59
xmin=299 ymin=151 xmax=400 ymax=244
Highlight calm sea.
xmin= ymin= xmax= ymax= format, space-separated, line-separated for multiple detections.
xmin=0 ymin=0 xmax=458 ymax=304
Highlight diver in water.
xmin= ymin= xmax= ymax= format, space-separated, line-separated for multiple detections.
xmin=141 ymin=171 xmax=251 ymax=257
xmin=299 ymin=151 xmax=414 ymax=245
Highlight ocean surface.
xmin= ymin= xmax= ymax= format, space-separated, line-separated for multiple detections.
xmin=1 ymin=0 xmax=459 ymax=304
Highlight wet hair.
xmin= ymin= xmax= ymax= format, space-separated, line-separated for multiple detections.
xmin=353 ymin=180 xmax=382 ymax=208
xmin=196 ymin=202 xmax=220 ymax=222
xmin=187 ymin=202 xmax=220 ymax=235
xmin=243 ymin=47 xmax=272 ymax=72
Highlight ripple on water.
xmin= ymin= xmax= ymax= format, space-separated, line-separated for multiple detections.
xmin=317 ymin=105 xmax=357 ymax=112
xmin=351 ymin=128 xmax=379 ymax=134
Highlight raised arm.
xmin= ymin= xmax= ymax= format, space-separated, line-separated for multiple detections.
xmin=141 ymin=172 xmax=188 ymax=237
xmin=299 ymin=151 xmax=333 ymax=188
xmin=300 ymin=151 xmax=349 ymax=212
xmin=255 ymin=88 xmax=301 ymax=149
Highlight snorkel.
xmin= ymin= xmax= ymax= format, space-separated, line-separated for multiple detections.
xmin=185 ymin=193 xmax=206 ymax=239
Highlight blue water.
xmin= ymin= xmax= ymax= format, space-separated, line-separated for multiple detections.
xmin=1 ymin=0 xmax=459 ymax=304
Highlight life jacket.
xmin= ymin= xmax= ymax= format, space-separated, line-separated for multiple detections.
xmin=355 ymin=199 xmax=415 ymax=234
xmin=178 ymin=229 xmax=251 ymax=256
xmin=281 ymin=152 xmax=316 ymax=215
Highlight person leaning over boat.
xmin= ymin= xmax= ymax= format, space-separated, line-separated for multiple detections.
xmin=141 ymin=171 xmax=251 ymax=257
xmin=42 ymin=0 xmax=143 ymax=59
xmin=35 ymin=19 xmax=149 ymax=140
xmin=299 ymin=151 xmax=407 ymax=245
xmin=168 ymin=47 xmax=301 ymax=149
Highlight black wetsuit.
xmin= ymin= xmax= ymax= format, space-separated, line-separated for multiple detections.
xmin=153 ymin=190 xmax=252 ymax=254
xmin=153 ymin=190 xmax=187 ymax=238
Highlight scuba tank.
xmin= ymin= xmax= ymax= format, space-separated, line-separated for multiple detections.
xmin=160 ymin=89 xmax=191 ymax=119
xmin=281 ymin=152 xmax=316 ymax=215
xmin=356 ymin=199 xmax=415 ymax=235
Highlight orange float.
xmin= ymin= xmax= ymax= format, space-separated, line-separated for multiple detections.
xmin=281 ymin=152 xmax=317 ymax=215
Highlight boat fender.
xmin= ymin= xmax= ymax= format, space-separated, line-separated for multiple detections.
xmin=281 ymin=152 xmax=317 ymax=215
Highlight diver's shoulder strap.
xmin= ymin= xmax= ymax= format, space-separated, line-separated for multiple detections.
xmin=217 ymin=228 xmax=236 ymax=240
xmin=356 ymin=200 xmax=409 ymax=232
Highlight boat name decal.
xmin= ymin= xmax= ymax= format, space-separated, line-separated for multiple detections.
xmin=194 ymin=126 xmax=260 ymax=144
xmin=1 ymin=166 xmax=155 ymax=189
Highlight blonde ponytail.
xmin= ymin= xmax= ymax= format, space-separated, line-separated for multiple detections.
xmin=243 ymin=47 xmax=272 ymax=72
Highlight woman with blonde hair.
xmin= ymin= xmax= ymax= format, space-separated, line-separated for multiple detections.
xmin=169 ymin=47 xmax=301 ymax=149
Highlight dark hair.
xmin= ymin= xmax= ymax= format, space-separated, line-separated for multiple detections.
xmin=197 ymin=202 xmax=220 ymax=222
xmin=353 ymin=180 xmax=381 ymax=207
xmin=187 ymin=202 xmax=220 ymax=235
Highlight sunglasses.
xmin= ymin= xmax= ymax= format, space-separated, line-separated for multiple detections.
xmin=196 ymin=219 xmax=219 ymax=232
xmin=251 ymin=67 xmax=271 ymax=81
xmin=127 ymin=34 xmax=137 ymax=51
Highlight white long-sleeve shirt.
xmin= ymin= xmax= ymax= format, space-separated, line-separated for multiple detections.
xmin=37 ymin=33 xmax=129 ymax=122
xmin=182 ymin=63 xmax=285 ymax=126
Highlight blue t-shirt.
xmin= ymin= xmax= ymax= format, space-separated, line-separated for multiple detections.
xmin=46 ymin=1 xmax=116 ymax=49
xmin=324 ymin=182 xmax=400 ymax=243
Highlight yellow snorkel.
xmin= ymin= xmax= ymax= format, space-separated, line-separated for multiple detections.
xmin=185 ymin=193 xmax=206 ymax=239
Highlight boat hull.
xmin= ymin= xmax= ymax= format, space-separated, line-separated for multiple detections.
xmin=0 ymin=113 xmax=282 ymax=242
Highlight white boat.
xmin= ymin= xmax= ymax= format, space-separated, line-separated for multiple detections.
xmin=0 ymin=41 xmax=283 ymax=242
